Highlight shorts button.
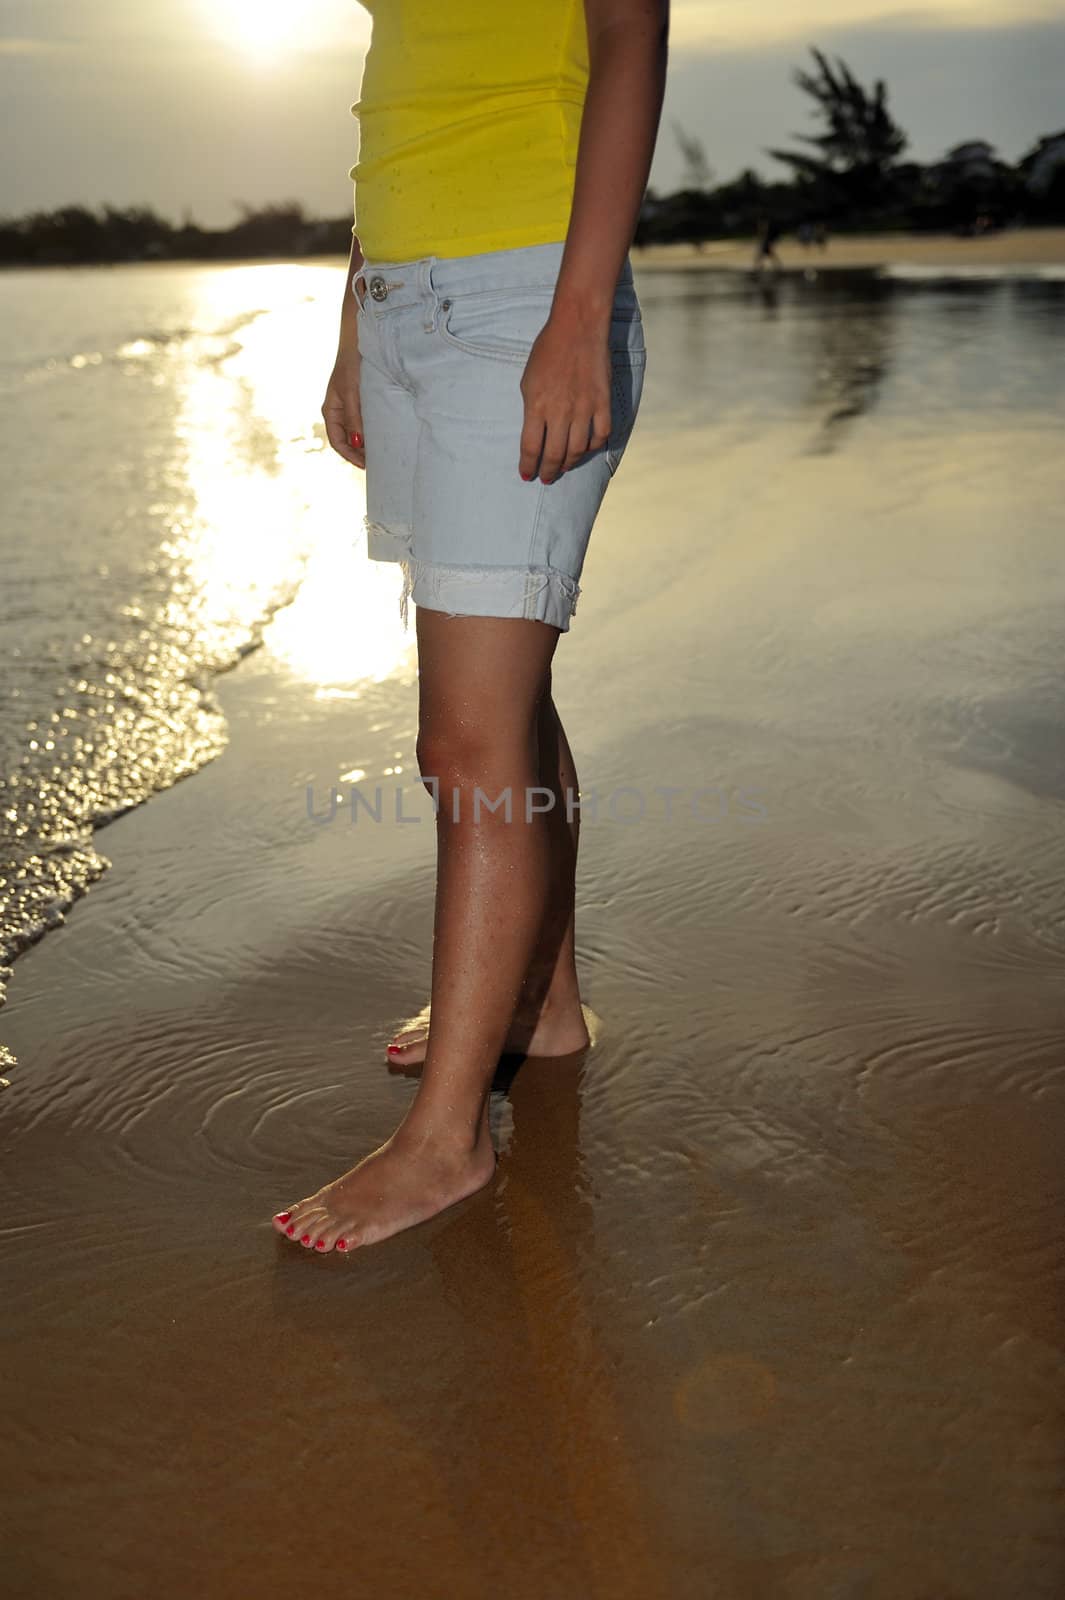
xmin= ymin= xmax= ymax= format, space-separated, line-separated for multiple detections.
xmin=440 ymin=299 xmax=451 ymax=310
xmin=369 ymin=275 xmax=389 ymax=301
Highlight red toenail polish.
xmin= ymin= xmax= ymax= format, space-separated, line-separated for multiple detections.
xmin=315 ymin=1239 xmax=325 ymax=1250
xmin=276 ymin=1212 xmax=290 ymax=1222
xmin=337 ymin=1239 xmax=348 ymax=1250
xmin=285 ymin=1225 xmax=295 ymax=1236
xmin=300 ymin=1234 xmax=311 ymax=1244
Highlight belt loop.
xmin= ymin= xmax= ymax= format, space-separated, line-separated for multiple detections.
xmin=422 ymin=254 xmax=437 ymax=332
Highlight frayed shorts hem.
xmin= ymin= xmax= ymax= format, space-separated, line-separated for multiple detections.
xmin=403 ymin=559 xmax=578 ymax=632
xmin=366 ymin=518 xmax=413 ymax=565
xmin=382 ymin=553 xmax=580 ymax=632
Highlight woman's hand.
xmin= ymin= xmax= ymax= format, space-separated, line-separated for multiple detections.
xmin=518 ymin=315 xmax=613 ymax=484
xmin=322 ymin=349 xmax=366 ymax=470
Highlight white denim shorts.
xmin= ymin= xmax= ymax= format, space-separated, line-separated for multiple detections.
xmin=351 ymin=238 xmax=646 ymax=631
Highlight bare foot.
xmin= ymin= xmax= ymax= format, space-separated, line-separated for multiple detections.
xmin=386 ymin=997 xmax=592 ymax=1067
xmin=271 ymin=1124 xmax=497 ymax=1254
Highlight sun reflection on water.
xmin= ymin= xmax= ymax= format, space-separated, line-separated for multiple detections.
xmin=176 ymin=264 xmax=413 ymax=690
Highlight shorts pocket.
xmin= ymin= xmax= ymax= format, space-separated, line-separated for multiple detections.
xmin=437 ymin=287 xmax=556 ymax=364
xmin=437 ymin=281 xmax=645 ymax=364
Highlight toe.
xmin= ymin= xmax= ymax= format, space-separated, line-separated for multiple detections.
xmin=297 ymin=1215 xmax=327 ymax=1248
xmin=386 ymin=1029 xmax=424 ymax=1056
xmin=278 ymin=1203 xmax=312 ymax=1239
xmin=286 ymin=1195 xmax=324 ymax=1230
xmin=317 ymin=1217 xmax=359 ymax=1255
xmin=311 ymin=1219 xmax=338 ymax=1253
xmin=386 ymin=1010 xmax=431 ymax=1058
xmin=285 ymin=1205 xmax=327 ymax=1247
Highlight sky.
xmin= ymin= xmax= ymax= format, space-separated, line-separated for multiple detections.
xmin=2 ymin=0 xmax=1063 ymax=225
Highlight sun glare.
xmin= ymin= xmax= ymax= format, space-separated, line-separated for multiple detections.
xmin=210 ymin=0 xmax=303 ymax=62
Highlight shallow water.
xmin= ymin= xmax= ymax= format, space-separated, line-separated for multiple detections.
xmin=1 ymin=259 xmax=1063 ymax=1597
xmin=0 ymin=262 xmax=408 ymax=1073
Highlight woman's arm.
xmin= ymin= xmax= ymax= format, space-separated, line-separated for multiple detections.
xmin=322 ymin=230 xmax=367 ymax=470
xmin=519 ymin=0 xmax=669 ymax=483
xmin=556 ymin=0 xmax=669 ymax=322
xmin=336 ymin=229 xmax=366 ymax=361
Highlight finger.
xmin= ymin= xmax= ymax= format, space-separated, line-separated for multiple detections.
xmin=347 ymin=409 xmax=365 ymax=456
xmin=518 ymin=410 xmax=545 ymax=482
xmin=322 ymin=401 xmax=359 ymax=455
xmin=345 ymin=409 xmax=366 ymax=465
xmin=348 ymin=398 xmax=369 ymax=448
xmin=334 ymin=394 xmax=364 ymax=454
xmin=562 ymin=414 xmax=596 ymax=473
xmin=590 ymin=396 xmax=612 ymax=457
xmin=322 ymin=407 xmax=365 ymax=469
xmin=537 ymin=414 xmax=572 ymax=484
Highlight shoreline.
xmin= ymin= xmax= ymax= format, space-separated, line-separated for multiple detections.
xmin=630 ymin=227 xmax=1065 ymax=273
xmin=3 ymin=226 xmax=1064 ymax=276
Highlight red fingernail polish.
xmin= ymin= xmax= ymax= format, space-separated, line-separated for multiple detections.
xmin=520 ymin=470 xmax=532 ymax=480
xmin=315 ymin=1239 xmax=326 ymax=1251
xmin=337 ymin=1239 xmax=348 ymax=1251
xmin=285 ymin=1225 xmax=295 ymax=1236
xmin=350 ymin=431 xmax=363 ymax=447
xmin=300 ymin=1234 xmax=311 ymax=1245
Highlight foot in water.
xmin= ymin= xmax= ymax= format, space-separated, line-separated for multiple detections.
xmin=271 ymin=1122 xmax=497 ymax=1255
xmin=385 ymin=998 xmax=593 ymax=1067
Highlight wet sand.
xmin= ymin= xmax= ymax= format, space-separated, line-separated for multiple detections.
xmin=636 ymin=226 xmax=1065 ymax=273
xmin=2 ymin=271 xmax=1065 ymax=1598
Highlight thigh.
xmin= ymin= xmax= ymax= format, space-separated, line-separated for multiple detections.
xmin=416 ymin=610 xmax=560 ymax=745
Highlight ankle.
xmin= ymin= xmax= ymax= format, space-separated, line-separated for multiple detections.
xmin=521 ymin=976 xmax=581 ymax=1019
xmin=395 ymin=1106 xmax=491 ymax=1160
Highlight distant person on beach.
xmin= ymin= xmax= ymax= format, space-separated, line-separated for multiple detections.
xmin=754 ymin=215 xmax=783 ymax=272
xmin=271 ymin=1 xmax=668 ymax=1253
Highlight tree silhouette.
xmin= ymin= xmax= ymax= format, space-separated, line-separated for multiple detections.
xmin=768 ymin=48 xmax=908 ymax=212
xmin=672 ymin=119 xmax=714 ymax=193
xmin=1018 ymin=129 xmax=1065 ymax=219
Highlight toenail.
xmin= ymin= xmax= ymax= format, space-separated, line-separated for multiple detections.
xmin=387 ymin=1044 xmax=402 ymax=1054
xmin=300 ymin=1234 xmax=311 ymax=1245
xmin=285 ymin=1225 xmax=295 ymax=1236
xmin=275 ymin=1212 xmax=290 ymax=1222
xmin=315 ymin=1239 xmax=325 ymax=1250
xmin=337 ymin=1239 xmax=348 ymax=1250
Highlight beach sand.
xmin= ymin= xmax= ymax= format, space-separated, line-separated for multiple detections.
xmin=634 ymin=225 xmax=1065 ymax=272
xmin=2 ymin=265 xmax=1064 ymax=1598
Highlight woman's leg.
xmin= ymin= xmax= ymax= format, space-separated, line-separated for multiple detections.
xmin=512 ymin=680 xmax=589 ymax=1043
xmin=386 ymin=668 xmax=590 ymax=1064
xmin=274 ymin=611 xmax=564 ymax=1252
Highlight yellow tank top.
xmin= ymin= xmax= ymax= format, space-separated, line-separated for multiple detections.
xmin=349 ymin=0 xmax=590 ymax=261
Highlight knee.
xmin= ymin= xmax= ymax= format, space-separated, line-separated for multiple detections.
xmin=415 ymin=730 xmax=445 ymax=794
xmin=416 ymin=718 xmax=528 ymax=793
